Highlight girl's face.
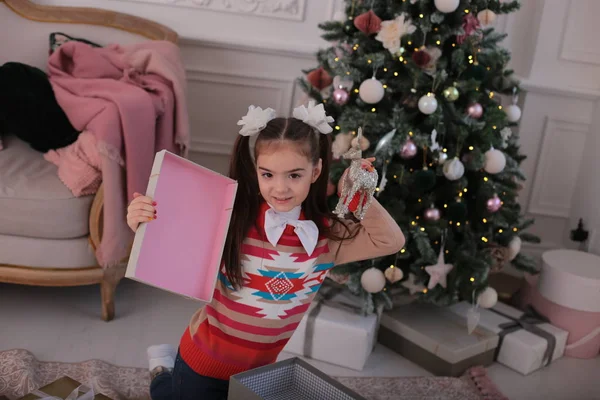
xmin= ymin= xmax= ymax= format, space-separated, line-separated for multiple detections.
xmin=256 ymin=142 xmax=322 ymax=212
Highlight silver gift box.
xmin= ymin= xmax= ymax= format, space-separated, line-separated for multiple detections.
xmin=228 ymin=357 xmax=366 ymax=400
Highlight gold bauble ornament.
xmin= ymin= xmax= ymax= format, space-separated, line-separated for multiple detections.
xmin=443 ymin=86 xmax=459 ymax=102
xmin=384 ymin=265 xmax=404 ymax=283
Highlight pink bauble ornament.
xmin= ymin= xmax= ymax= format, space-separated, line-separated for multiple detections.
xmin=400 ymin=139 xmax=418 ymax=159
xmin=487 ymin=194 xmax=502 ymax=213
xmin=424 ymin=206 xmax=441 ymax=221
xmin=467 ymin=102 xmax=483 ymax=119
xmin=333 ymin=88 xmax=350 ymax=105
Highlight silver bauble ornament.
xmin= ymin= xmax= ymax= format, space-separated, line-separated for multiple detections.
xmin=418 ymin=93 xmax=438 ymax=115
xmin=443 ymin=158 xmax=465 ymax=181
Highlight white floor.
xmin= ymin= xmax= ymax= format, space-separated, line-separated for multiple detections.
xmin=1 ymin=279 xmax=598 ymax=400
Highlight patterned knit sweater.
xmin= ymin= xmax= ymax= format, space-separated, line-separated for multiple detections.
xmin=179 ymin=199 xmax=404 ymax=380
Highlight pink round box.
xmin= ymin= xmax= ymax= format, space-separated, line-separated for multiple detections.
xmin=519 ymin=249 xmax=600 ymax=359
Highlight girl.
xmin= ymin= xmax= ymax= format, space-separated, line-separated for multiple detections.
xmin=126 ymin=102 xmax=405 ymax=400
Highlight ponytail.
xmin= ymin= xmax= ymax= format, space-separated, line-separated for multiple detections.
xmin=223 ymin=135 xmax=259 ymax=289
xmin=304 ymin=133 xmax=332 ymax=221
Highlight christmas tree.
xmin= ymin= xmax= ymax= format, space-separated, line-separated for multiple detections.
xmin=299 ymin=0 xmax=540 ymax=312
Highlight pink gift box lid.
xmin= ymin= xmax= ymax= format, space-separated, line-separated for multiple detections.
xmin=126 ymin=150 xmax=237 ymax=303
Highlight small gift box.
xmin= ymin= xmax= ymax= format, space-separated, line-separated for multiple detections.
xmin=228 ymin=357 xmax=366 ymax=400
xmin=18 ymin=376 xmax=110 ymax=400
xmin=126 ymin=150 xmax=237 ymax=302
xmin=448 ymin=301 xmax=569 ymax=375
xmin=283 ymin=283 xmax=382 ymax=371
xmin=378 ymin=302 xmax=499 ymax=377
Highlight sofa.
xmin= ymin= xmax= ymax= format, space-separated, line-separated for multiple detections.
xmin=0 ymin=0 xmax=178 ymax=321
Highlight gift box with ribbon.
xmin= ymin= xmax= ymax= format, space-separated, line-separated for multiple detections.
xmin=18 ymin=377 xmax=110 ymax=400
xmin=518 ymin=250 xmax=600 ymax=359
xmin=448 ymin=301 xmax=569 ymax=375
xmin=377 ymin=302 xmax=499 ymax=377
xmin=282 ymin=282 xmax=382 ymax=371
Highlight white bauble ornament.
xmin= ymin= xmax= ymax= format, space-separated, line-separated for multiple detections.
xmin=434 ymin=0 xmax=460 ymax=13
xmin=505 ymin=104 xmax=522 ymax=122
xmin=477 ymin=287 xmax=498 ymax=309
xmin=484 ymin=148 xmax=506 ymax=174
xmin=477 ymin=9 xmax=497 ymax=25
xmin=507 ymin=236 xmax=522 ymax=261
xmin=443 ymin=157 xmax=465 ymax=180
xmin=361 ymin=267 xmax=386 ymax=293
xmin=418 ymin=93 xmax=438 ymax=115
xmin=359 ymin=78 xmax=385 ymax=104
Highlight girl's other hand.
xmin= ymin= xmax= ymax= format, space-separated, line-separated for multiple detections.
xmin=361 ymin=157 xmax=376 ymax=172
xmin=127 ymin=192 xmax=157 ymax=232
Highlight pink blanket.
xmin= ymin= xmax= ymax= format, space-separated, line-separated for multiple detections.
xmin=45 ymin=40 xmax=189 ymax=267
xmin=44 ymin=131 xmax=102 ymax=197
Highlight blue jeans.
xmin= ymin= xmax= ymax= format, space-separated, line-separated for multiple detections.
xmin=150 ymin=351 xmax=229 ymax=400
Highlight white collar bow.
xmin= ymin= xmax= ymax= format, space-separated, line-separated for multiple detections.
xmin=264 ymin=205 xmax=319 ymax=256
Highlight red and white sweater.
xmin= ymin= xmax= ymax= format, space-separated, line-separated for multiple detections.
xmin=179 ymin=199 xmax=404 ymax=380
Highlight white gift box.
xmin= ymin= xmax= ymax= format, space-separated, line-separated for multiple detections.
xmin=283 ymin=289 xmax=381 ymax=371
xmin=448 ymin=301 xmax=569 ymax=375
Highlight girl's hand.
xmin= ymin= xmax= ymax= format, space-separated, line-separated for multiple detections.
xmin=337 ymin=157 xmax=376 ymax=195
xmin=127 ymin=192 xmax=157 ymax=233
xmin=361 ymin=157 xmax=376 ymax=172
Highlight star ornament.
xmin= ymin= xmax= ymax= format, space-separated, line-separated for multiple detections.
xmin=425 ymin=247 xmax=454 ymax=289
xmin=401 ymin=273 xmax=426 ymax=295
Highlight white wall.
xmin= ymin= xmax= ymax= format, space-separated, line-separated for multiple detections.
xmin=33 ymin=0 xmax=600 ymax=259
xmin=499 ymin=0 xmax=600 ymax=259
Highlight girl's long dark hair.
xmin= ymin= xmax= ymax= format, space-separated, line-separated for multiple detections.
xmin=222 ymin=117 xmax=353 ymax=289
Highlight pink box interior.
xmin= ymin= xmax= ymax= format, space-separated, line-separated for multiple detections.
xmin=133 ymin=152 xmax=236 ymax=301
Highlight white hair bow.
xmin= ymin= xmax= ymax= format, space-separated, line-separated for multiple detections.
xmin=237 ymin=105 xmax=277 ymax=136
xmin=236 ymin=101 xmax=334 ymax=137
xmin=293 ymin=101 xmax=335 ymax=134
